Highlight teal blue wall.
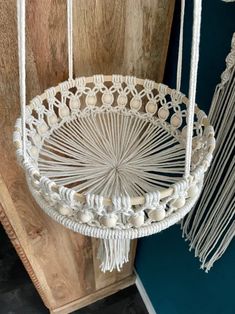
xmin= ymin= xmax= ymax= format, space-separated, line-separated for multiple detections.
xmin=135 ymin=1 xmax=235 ymax=314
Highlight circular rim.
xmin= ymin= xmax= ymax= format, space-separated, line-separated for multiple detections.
xmin=14 ymin=75 xmax=215 ymax=207
xmin=28 ymin=175 xmax=204 ymax=239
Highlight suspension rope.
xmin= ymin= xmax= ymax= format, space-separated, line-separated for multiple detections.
xmin=17 ymin=0 xmax=26 ymax=160
xmin=184 ymin=0 xmax=202 ymax=177
xmin=17 ymin=0 xmax=202 ymax=179
xmin=176 ymin=0 xmax=185 ymax=91
xmin=67 ymin=0 xmax=73 ymax=79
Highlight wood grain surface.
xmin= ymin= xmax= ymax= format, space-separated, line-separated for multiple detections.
xmin=0 ymin=0 xmax=174 ymax=312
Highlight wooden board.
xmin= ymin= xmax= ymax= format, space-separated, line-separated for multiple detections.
xmin=0 ymin=0 xmax=174 ymax=312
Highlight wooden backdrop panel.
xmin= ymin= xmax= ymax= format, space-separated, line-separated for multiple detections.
xmin=73 ymin=0 xmax=174 ymax=80
xmin=0 ymin=0 xmax=174 ymax=312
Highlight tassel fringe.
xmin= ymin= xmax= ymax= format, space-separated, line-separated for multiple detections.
xmin=98 ymin=239 xmax=131 ymax=272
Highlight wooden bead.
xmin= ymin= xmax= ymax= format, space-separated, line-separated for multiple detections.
xmin=171 ymin=113 xmax=182 ymax=128
xmin=30 ymin=146 xmax=38 ymax=157
xmin=59 ymin=106 xmax=70 ymax=118
xmin=102 ymin=92 xmax=114 ymax=105
xmin=117 ymin=94 xmax=128 ymax=106
xmin=86 ymin=94 xmax=97 ymax=106
xmin=148 ymin=208 xmax=166 ymax=221
xmin=101 ymin=214 xmax=118 ymax=228
xmin=34 ymin=134 xmax=41 ymax=144
xmin=48 ymin=114 xmax=57 ymax=126
xmin=59 ymin=205 xmax=73 ymax=216
xmin=38 ymin=123 xmax=48 ymax=135
xmin=187 ymin=184 xmax=199 ymax=198
xmin=146 ymin=101 xmax=157 ymax=114
xmin=172 ymin=197 xmax=186 ymax=209
xmin=192 ymin=151 xmax=200 ymax=164
xmin=182 ymin=126 xmax=187 ymax=138
xmin=69 ymin=97 xmax=80 ymax=109
xmin=78 ymin=211 xmax=93 ymax=223
xmin=129 ymin=214 xmax=144 ymax=228
xmin=192 ymin=138 xmax=202 ymax=150
xmin=130 ymin=97 xmax=142 ymax=110
xmin=158 ymin=107 xmax=169 ymax=120
xmin=31 ymin=179 xmax=40 ymax=190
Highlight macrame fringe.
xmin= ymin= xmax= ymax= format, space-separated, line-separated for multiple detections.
xmin=98 ymin=239 xmax=131 ymax=272
xmin=181 ymin=33 xmax=235 ymax=272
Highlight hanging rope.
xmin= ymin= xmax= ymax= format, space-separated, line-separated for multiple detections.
xmin=67 ymin=0 xmax=73 ymax=80
xmin=182 ymin=33 xmax=235 ymax=271
xmin=184 ymin=0 xmax=202 ymax=177
xmin=176 ymin=0 xmax=185 ymax=91
xmin=17 ymin=0 xmax=26 ymax=160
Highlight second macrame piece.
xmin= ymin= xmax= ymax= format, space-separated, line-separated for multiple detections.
xmin=182 ymin=33 xmax=235 ymax=272
xmin=14 ymin=0 xmax=215 ymax=272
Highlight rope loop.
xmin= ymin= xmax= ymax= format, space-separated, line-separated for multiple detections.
xmin=94 ymin=74 xmax=104 ymax=86
xmin=144 ymin=191 xmax=160 ymax=210
xmin=40 ymin=176 xmax=55 ymax=195
xmin=112 ymin=195 xmax=133 ymax=214
xmin=46 ymin=87 xmax=56 ymax=99
xmin=112 ymin=74 xmax=123 ymax=86
xmin=158 ymin=83 xmax=168 ymax=96
xmin=59 ymin=186 xmax=76 ymax=206
xmin=75 ymin=77 xmax=86 ymax=89
xmin=59 ymin=81 xmax=70 ymax=94
xmin=143 ymin=79 xmax=155 ymax=91
xmin=125 ymin=76 xmax=136 ymax=89
xmin=172 ymin=180 xmax=188 ymax=198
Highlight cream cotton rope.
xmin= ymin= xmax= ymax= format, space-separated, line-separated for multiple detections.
xmin=181 ymin=33 xmax=235 ymax=272
xmin=14 ymin=0 xmax=215 ymax=272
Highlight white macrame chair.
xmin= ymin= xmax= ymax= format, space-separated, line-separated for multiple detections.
xmin=14 ymin=0 xmax=215 ymax=272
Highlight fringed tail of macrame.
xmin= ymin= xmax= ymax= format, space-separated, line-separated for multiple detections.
xmin=98 ymin=239 xmax=131 ymax=272
xmin=181 ymin=32 xmax=235 ymax=272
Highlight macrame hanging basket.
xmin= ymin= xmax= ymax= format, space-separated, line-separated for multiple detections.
xmin=14 ymin=0 xmax=215 ymax=272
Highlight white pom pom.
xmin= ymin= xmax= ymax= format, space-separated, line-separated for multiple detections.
xmin=148 ymin=208 xmax=166 ymax=221
xmin=172 ymin=197 xmax=186 ymax=209
xmin=129 ymin=214 xmax=144 ymax=228
xmin=101 ymin=214 xmax=118 ymax=228
xmin=78 ymin=211 xmax=93 ymax=223
xmin=59 ymin=205 xmax=73 ymax=216
xmin=187 ymin=184 xmax=199 ymax=198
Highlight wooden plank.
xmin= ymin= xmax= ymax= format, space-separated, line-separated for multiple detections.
xmin=50 ymin=274 xmax=136 ymax=314
xmin=73 ymin=0 xmax=175 ymax=81
xmin=0 ymin=0 xmax=175 ymax=312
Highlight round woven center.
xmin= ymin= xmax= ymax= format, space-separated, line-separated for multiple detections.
xmin=38 ymin=110 xmax=185 ymax=197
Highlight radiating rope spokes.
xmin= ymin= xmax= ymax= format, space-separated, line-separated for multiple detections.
xmin=38 ymin=111 xmax=186 ymax=197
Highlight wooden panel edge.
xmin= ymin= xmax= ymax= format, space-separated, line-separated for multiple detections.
xmin=0 ymin=176 xmax=50 ymax=309
xmin=50 ymin=274 xmax=136 ymax=314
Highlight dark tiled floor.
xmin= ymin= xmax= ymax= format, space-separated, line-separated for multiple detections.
xmin=0 ymin=224 xmax=148 ymax=314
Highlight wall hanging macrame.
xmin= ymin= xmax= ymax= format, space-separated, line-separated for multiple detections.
xmin=13 ymin=0 xmax=215 ymax=272
xmin=181 ymin=32 xmax=235 ymax=272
